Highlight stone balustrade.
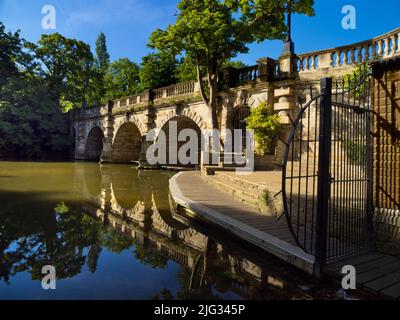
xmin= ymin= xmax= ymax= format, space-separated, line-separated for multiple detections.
xmin=237 ymin=65 xmax=259 ymax=83
xmin=153 ymin=81 xmax=198 ymax=101
xmin=297 ymin=27 xmax=400 ymax=75
xmin=72 ymin=27 xmax=400 ymax=120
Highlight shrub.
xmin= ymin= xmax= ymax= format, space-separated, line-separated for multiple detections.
xmin=245 ymin=102 xmax=282 ymax=155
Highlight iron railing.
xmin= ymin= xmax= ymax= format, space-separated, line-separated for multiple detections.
xmin=282 ymin=66 xmax=374 ymax=267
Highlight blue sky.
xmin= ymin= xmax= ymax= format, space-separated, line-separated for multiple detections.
xmin=0 ymin=0 xmax=399 ymax=65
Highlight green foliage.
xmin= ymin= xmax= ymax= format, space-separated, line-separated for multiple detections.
xmin=95 ymin=32 xmax=110 ymax=71
xmin=139 ymin=52 xmax=178 ymax=90
xmin=262 ymin=190 xmax=271 ymax=206
xmin=30 ymin=33 xmax=97 ymax=107
xmin=223 ymin=60 xmax=247 ymax=69
xmin=344 ymin=140 xmax=366 ymax=166
xmin=0 ymin=23 xmax=24 ymax=89
xmin=0 ymin=73 xmax=71 ymax=158
xmin=94 ymin=32 xmax=111 ymax=103
xmin=0 ymin=25 xmax=73 ymax=159
xmin=344 ymin=63 xmax=371 ymax=98
xmin=104 ymin=58 xmax=141 ymax=101
xmin=245 ymin=102 xmax=282 ymax=155
xmin=176 ymin=55 xmax=197 ymax=83
xmin=55 ymin=202 xmax=69 ymax=214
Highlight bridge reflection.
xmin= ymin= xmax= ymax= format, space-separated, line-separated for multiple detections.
xmin=71 ymin=164 xmax=312 ymax=299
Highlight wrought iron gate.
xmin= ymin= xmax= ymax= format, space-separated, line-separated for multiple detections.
xmin=282 ymin=67 xmax=374 ymax=268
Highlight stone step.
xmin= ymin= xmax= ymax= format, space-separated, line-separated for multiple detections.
xmin=204 ymin=172 xmax=283 ymax=216
xmin=214 ymin=171 xmax=266 ymax=193
xmin=204 ymin=174 xmax=269 ymax=214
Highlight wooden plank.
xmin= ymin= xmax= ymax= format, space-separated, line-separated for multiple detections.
xmin=355 ymin=256 xmax=397 ymax=274
xmin=325 ymin=252 xmax=384 ymax=273
xmin=358 ymin=260 xmax=400 ymax=285
xmin=381 ymin=282 xmax=400 ymax=300
xmin=364 ymin=271 xmax=400 ymax=292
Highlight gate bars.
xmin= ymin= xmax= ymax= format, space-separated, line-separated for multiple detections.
xmin=281 ymin=66 xmax=374 ymax=269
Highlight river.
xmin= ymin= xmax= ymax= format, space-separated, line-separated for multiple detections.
xmin=0 ymin=161 xmax=363 ymax=300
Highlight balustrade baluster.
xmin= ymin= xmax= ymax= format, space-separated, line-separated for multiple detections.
xmin=350 ymin=48 xmax=356 ymax=64
xmin=356 ymin=47 xmax=362 ymax=63
xmin=364 ymin=44 xmax=370 ymax=62
xmin=390 ymin=35 xmax=397 ymax=56
xmin=384 ymin=37 xmax=390 ymax=56
xmin=371 ymin=42 xmax=377 ymax=60
xmin=377 ymin=39 xmax=383 ymax=57
xmin=306 ymin=56 xmax=310 ymax=70
xmin=329 ymin=53 xmax=334 ymax=67
xmin=343 ymin=49 xmax=349 ymax=65
xmin=336 ymin=51 xmax=341 ymax=66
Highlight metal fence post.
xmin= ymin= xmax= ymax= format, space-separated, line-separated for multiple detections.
xmin=315 ymin=77 xmax=332 ymax=277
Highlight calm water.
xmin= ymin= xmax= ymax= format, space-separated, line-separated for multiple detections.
xmin=0 ymin=161 xmax=360 ymax=300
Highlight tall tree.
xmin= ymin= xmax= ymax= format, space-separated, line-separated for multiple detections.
xmin=94 ymin=32 xmax=111 ymax=103
xmin=104 ymin=58 xmax=141 ymax=100
xmin=95 ymin=32 xmax=110 ymax=70
xmin=149 ymin=0 xmax=314 ymax=130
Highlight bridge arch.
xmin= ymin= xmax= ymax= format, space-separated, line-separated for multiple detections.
xmin=157 ymin=115 xmax=205 ymax=167
xmin=85 ymin=126 xmax=104 ymax=161
xmin=157 ymin=108 xmax=208 ymax=133
xmin=112 ymin=122 xmax=143 ymax=164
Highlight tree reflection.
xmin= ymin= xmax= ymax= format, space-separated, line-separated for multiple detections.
xmin=0 ymin=200 xmax=181 ymax=284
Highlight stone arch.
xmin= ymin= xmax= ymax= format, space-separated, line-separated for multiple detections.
xmin=112 ymin=122 xmax=143 ymax=164
xmin=157 ymin=115 xmax=205 ymax=167
xmin=85 ymin=126 xmax=104 ymax=161
xmin=157 ymin=108 xmax=208 ymax=134
xmin=110 ymin=165 xmax=141 ymax=210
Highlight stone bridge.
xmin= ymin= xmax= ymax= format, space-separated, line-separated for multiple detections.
xmin=69 ymin=28 xmax=400 ymax=167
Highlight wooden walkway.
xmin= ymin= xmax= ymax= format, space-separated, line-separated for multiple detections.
xmin=169 ymin=171 xmax=315 ymax=274
xmin=325 ymin=252 xmax=400 ymax=299
xmin=170 ymin=171 xmax=400 ymax=299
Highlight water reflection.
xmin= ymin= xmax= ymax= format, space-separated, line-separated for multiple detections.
xmin=0 ymin=162 xmax=350 ymax=300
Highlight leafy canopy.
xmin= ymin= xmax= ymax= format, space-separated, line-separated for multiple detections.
xmin=139 ymin=52 xmax=178 ymax=90
xmin=105 ymin=58 xmax=141 ymax=100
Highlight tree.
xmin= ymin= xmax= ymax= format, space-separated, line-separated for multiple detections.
xmin=0 ymin=75 xmax=71 ymax=158
xmin=94 ymin=33 xmax=111 ymax=103
xmin=104 ymin=58 xmax=141 ymax=100
xmin=0 ymin=23 xmax=20 ymax=88
xmin=0 ymin=27 xmax=71 ymax=158
xmin=95 ymin=32 xmax=110 ymax=71
xmin=139 ymin=52 xmax=178 ymax=90
xmin=30 ymin=33 xmax=95 ymax=107
xmin=149 ymin=0 xmax=314 ymax=130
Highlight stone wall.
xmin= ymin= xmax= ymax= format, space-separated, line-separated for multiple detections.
xmin=372 ymin=59 xmax=400 ymax=254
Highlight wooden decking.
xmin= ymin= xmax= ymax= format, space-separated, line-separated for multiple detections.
xmin=169 ymin=171 xmax=315 ymax=274
xmin=169 ymin=171 xmax=400 ymax=299
xmin=325 ymin=252 xmax=400 ymax=299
